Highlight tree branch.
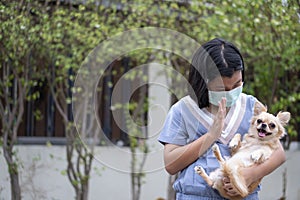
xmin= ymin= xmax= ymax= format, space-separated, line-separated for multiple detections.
xmin=12 ymin=73 xmax=25 ymax=144
xmin=66 ymin=141 xmax=79 ymax=190
xmin=48 ymin=78 xmax=68 ymax=122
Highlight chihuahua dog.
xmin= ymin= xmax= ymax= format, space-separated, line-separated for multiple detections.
xmin=194 ymin=102 xmax=290 ymax=200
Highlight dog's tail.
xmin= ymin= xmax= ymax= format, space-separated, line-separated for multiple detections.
xmin=223 ymin=163 xmax=248 ymax=198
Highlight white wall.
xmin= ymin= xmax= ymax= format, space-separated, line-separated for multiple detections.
xmin=1 ymin=143 xmax=300 ymax=200
xmin=0 ymin=145 xmax=169 ymax=200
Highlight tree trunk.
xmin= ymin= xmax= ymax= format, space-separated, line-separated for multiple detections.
xmin=9 ymin=171 xmax=21 ymax=200
xmin=167 ymin=174 xmax=178 ymax=200
xmin=81 ymin=182 xmax=89 ymax=200
xmin=3 ymin=144 xmax=21 ymax=200
xmin=65 ymin=126 xmax=92 ymax=200
xmin=72 ymin=163 xmax=90 ymax=200
xmin=75 ymin=187 xmax=89 ymax=200
xmin=75 ymin=178 xmax=89 ymax=200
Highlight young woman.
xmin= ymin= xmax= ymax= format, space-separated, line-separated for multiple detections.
xmin=158 ymin=38 xmax=285 ymax=200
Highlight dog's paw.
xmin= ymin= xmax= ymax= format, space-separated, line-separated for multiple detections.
xmin=194 ymin=166 xmax=204 ymax=175
xmin=251 ymin=151 xmax=264 ymax=163
xmin=229 ymin=134 xmax=241 ymax=150
xmin=212 ymin=144 xmax=219 ymax=152
xmin=229 ymin=140 xmax=239 ymax=149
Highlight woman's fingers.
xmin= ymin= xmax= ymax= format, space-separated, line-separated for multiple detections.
xmin=223 ymin=177 xmax=239 ymax=196
xmin=226 ymin=188 xmax=238 ymax=196
xmin=218 ymin=97 xmax=226 ymax=116
xmin=209 ymin=98 xmax=227 ymax=139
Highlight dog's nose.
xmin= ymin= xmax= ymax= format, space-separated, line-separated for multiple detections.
xmin=261 ymin=123 xmax=267 ymax=129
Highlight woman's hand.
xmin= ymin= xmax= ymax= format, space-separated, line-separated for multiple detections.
xmin=223 ymin=177 xmax=239 ymax=196
xmin=208 ymin=97 xmax=226 ymax=140
xmin=223 ymin=166 xmax=256 ymax=196
xmin=240 ymin=165 xmax=256 ymax=187
xmin=163 ymin=98 xmax=228 ymax=175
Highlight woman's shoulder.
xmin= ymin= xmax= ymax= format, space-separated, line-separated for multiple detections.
xmin=241 ymin=93 xmax=256 ymax=100
xmin=241 ymin=93 xmax=265 ymax=112
xmin=164 ymin=97 xmax=188 ymax=119
xmin=167 ymin=96 xmax=202 ymax=122
xmin=241 ymin=93 xmax=259 ymax=103
xmin=169 ymin=96 xmax=194 ymax=110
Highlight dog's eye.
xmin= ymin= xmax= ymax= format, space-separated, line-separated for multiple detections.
xmin=269 ymin=123 xmax=276 ymax=129
xmin=257 ymin=119 xmax=263 ymax=124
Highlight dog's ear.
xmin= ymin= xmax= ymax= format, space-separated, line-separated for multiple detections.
xmin=277 ymin=111 xmax=291 ymax=126
xmin=254 ymin=101 xmax=267 ymax=116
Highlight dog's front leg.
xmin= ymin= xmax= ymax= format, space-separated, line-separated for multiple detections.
xmin=229 ymin=133 xmax=241 ymax=155
xmin=251 ymin=150 xmax=265 ymax=164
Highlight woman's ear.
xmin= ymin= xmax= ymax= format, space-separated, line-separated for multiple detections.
xmin=254 ymin=101 xmax=267 ymax=116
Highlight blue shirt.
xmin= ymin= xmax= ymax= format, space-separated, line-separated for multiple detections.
xmin=158 ymin=94 xmax=260 ymax=200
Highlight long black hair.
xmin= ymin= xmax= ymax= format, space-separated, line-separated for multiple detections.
xmin=188 ymin=38 xmax=245 ymax=108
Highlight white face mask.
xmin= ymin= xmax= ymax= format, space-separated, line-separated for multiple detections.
xmin=208 ymin=84 xmax=243 ymax=107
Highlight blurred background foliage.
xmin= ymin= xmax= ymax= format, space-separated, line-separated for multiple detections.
xmin=1 ymin=1 xmax=299 ymax=199
xmin=1 ymin=0 xmax=299 ymax=137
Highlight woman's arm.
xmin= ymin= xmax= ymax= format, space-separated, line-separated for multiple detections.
xmin=243 ymin=140 xmax=286 ymax=184
xmin=164 ymin=98 xmax=227 ymax=175
xmin=164 ymin=133 xmax=217 ymax=175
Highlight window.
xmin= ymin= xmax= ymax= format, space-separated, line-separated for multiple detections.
xmin=11 ymin=57 xmax=148 ymax=145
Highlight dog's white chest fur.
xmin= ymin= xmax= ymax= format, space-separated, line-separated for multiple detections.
xmin=227 ymin=143 xmax=273 ymax=167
